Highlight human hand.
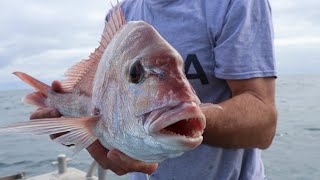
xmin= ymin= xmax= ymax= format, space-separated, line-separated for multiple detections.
xmin=30 ymin=107 xmax=158 ymax=175
xmin=87 ymin=141 xmax=158 ymax=175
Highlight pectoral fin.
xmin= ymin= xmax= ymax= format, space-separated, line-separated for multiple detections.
xmin=0 ymin=116 xmax=99 ymax=154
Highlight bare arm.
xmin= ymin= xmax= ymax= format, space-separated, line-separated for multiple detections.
xmin=201 ymin=77 xmax=277 ymax=149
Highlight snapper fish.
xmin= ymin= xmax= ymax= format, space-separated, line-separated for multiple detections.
xmin=0 ymin=5 xmax=208 ymax=162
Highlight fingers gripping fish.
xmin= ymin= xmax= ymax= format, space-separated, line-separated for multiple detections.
xmin=0 ymin=4 xmax=206 ymax=163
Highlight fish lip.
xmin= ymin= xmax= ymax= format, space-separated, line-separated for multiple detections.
xmin=144 ymin=101 xmax=206 ymax=148
xmin=136 ymin=101 xmax=181 ymax=118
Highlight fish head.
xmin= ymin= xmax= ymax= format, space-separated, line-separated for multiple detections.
xmin=93 ymin=21 xmax=206 ymax=162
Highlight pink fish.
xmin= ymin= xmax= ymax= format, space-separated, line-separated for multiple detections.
xmin=1 ymin=5 xmax=207 ymax=162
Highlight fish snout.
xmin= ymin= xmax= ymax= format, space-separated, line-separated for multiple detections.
xmin=144 ymin=101 xmax=205 ymax=149
xmin=163 ymin=74 xmax=200 ymax=104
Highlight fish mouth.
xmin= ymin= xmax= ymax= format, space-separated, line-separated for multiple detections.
xmin=145 ymin=102 xmax=206 ymax=149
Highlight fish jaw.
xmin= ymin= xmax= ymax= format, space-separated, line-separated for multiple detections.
xmin=144 ymin=101 xmax=206 ymax=150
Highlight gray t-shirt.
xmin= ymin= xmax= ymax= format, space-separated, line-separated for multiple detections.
xmin=108 ymin=0 xmax=276 ymax=179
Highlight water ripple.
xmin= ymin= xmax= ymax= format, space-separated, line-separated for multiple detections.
xmin=305 ymin=128 xmax=320 ymax=132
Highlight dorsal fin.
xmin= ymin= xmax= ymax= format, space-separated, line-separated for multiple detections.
xmin=60 ymin=1 xmax=126 ymax=95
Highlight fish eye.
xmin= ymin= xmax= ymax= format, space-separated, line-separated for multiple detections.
xmin=129 ymin=60 xmax=145 ymax=84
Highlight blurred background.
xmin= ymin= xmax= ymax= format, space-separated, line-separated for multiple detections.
xmin=0 ymin=0 xmax=319 ymax=179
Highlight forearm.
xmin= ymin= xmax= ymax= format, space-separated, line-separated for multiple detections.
xmin=202 ymin=91 xmax=277 ymax=149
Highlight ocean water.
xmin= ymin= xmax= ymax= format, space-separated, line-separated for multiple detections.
xmin=263 ymin=74 xmax=320 ymax=180
xmin=0 ymin=90 xmax=128 ymax=179
xmin=0 ymin=74 xmax=319 ymax=179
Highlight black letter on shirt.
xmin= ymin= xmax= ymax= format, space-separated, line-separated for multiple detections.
xmin=184 ymin=54 xmax=209 ymax=84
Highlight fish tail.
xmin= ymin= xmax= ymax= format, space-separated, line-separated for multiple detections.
xmin=13 ymin=72 xmax=51 ymax=107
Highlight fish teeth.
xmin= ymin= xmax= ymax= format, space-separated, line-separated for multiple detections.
xmin=160 ymin=128 xmax=201 ymax=139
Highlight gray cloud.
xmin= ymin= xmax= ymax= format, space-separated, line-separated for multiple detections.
xmin=0 ymin=0 xmax=115 ymax=88
xmin=270 ymin=0 xmax=320 ymax=39
xmin=0 ymin=0 xmax=319 ymax=90
xmin=269 ymin=0 xmax=320 ymax=75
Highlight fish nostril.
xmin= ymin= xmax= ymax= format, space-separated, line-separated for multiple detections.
xmin=93 ymin=107 xmax=100 ymax=115
xmin=146 ymin=68 xmax=166 ymax=79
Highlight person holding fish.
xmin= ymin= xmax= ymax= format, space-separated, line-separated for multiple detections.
xmin=2 ymin=0 xmax=277 ymax=179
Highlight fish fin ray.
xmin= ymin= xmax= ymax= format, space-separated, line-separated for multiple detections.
xmin=71 ymin=134 xmax=97 ymax=154
xmin=60 ymin=4 xmax=126 ymax=95
xmin=0 ymin=116 xmax=99 ymax=154
xmin=13 ymin=72 xmax=50 ymax=93
xmin=13 ymin=72 xmax=50 ymax=107
xmin=22 ymin=92 xmax=47 ymax=108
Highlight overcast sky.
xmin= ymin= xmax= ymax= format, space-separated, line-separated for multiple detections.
xmin=0 ymin=0 xmax=319 ymax=90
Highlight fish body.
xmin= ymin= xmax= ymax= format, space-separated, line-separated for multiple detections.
xmin=1 ymin=6 xmax=207 ymax=162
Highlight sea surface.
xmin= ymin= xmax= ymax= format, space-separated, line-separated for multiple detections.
xmin=0 ymin=74 xmax=319 ymax=179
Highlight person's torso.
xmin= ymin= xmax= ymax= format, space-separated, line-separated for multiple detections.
xmin=115 ymin=0 xmax=265 ymax=179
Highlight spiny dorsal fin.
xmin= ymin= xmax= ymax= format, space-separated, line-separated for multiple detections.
xmin=60 ymin=1 xmax=126 ymax=95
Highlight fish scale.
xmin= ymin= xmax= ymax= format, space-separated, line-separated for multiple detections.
xmin=0 ymin=3 xmax=213 ymax=163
